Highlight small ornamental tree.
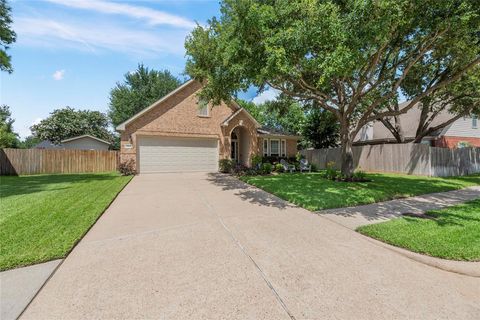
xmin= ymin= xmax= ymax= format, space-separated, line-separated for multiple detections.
xmin=185 ymin=0 xmax=480 ymax=178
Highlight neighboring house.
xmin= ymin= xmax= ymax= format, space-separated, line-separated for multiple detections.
xmin=116 ymin=80 xmax=300 ymax=173
xmin=35 ymin=135 xmax=111 ymax=151
xmin=355 ymin=103 xmax=480 ymax=148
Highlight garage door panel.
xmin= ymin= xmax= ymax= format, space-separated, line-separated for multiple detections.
xmin=138 ymin=137 xmax=218 ymax=173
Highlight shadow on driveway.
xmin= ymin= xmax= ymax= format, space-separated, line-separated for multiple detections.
xmin=206 ymin=173 xmax=296 ymax=210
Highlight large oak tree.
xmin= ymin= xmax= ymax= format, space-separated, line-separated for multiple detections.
xmin=185 ymin=0 xmax=480 ymax=177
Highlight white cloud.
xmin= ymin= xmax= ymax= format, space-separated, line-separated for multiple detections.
xmin=252 ymin=88 xmax=280 ymax=105
xmin=16 ymin=118 xmax=43 ymax=139
xmin=14 ymin=17 xmax=187 ymax=57
xmin=32 ymin=117 xmax=43 ymax=126
xmin=52 ymin=69 xmax=65 ymax=80
xmin=44 ymin=0 xmax=196 ymax=29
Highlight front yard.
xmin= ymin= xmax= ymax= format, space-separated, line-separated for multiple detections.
xmin=240 ymin=172 xmax=480 ymax=211
xmin=357 ymin=199 xmax=480 ymax=261
xmin=0 ymin=173 xmax=132 ymax=271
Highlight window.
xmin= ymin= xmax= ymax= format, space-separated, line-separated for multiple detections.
xmin=270 ymin=139 xmax=279 ymax=156
xmin=281 ymin=139 xmax=286 ymax=157
xmin=198 ymin=99 xmax=209 ymax=117
xmin=472 ymin=115 xmax=478 ymax=129
xmin=263 ymin=139 xmax=268 ymax=156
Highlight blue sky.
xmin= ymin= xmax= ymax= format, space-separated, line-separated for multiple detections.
xmin=1 ymin=0 xmax=273 ymax=138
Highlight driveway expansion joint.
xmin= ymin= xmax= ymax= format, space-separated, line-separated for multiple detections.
xmin=190 ymin=180 xmax=296 ymax=320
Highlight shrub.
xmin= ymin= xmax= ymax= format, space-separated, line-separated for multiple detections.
xmin=274 ymin=163 xmax=284 ymax=172
xmin=324 ymin=161 xmax=338 ymax=180
xmin=119 ymin=159 xmax=136 ymax=176
xmin=251 ymin=154 xmax=263 ymax=169
xmin=295 ymin=152 xmax=304 ymax=162
xmin=232 ymin=164 xmax=249 ymax=176
xmin=310 ymin=163 xmax=318 ymax=172
xmin=219 ymin=159 xmax=235 ymax=173
xmin=261 ymin=162 xmax=273 ymax=174
xmin=353 ymin=168 xmax=367 ymax=181
xmin=245 ymin=168 xmax=259 ymax=176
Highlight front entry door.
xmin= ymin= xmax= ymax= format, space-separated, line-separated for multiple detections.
xmin=231 ymin=140 xmax=239 ymax=163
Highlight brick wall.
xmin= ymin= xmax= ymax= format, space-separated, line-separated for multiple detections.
xmin=434 ymin=136 xmax=480 ymax=148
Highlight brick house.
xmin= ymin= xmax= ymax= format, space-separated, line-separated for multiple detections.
xmin=116 ymin=80 xmax=300 ymax=173
xmin=355 ymin=102 xmax=480 ymax=148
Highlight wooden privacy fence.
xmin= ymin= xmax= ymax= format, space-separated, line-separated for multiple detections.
xmin=302 ymin=144 xmax=480 ymax=177
xmin=0 ymin=148 xmax=119 ymax=175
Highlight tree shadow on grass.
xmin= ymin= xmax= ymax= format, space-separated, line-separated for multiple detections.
xmin=222 ymin=172 xmax=480 ymax=222
xmin=206 ymin=173 xmax=296 ymax=210
xmin=0 ymin=173 xmax=120 ymax=198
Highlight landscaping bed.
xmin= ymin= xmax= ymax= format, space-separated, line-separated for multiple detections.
xmin=0 ymin=173 xmax=132 ymax=271
xmin=240 ymin=172 xmax=480 ymax=211
xmin=357 ymin=199 xmax=480 ymax=261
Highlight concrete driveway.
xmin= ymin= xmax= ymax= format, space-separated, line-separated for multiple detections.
xmin=22 ymin=173 xmax=480 ymax=319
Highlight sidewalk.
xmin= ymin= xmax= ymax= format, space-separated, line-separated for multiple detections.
xmin=317 ymin=186 xmax=480 ymax=229
xmin=0 ymin=260 xmax=62 ymax=320
xmin=316 ymin=186 xmax=480 ymax=277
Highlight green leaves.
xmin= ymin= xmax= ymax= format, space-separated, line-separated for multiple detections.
xmin=31 ymin=107 xmax=113 ymax=144
xmin=0 ymin=105 xmax=19 ymax=148
xmin=108 ymin=64 xmax=181 ymax=127
xmin=186 ymin=0 xmax=480 ymax=175
xmin=0 ymin=0 xmax=16 ymax=73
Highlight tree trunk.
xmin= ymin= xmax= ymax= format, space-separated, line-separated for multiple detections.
xmin=393 ymin=114 xmax=405 ymax=142
xmin=340 ymin=133 xmax=354 ymax=178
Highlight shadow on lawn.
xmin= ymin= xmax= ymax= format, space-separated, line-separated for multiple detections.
xmin=318 ymin=186 xmax=480 ymax=222
xmin=206 ymin=173 xmax=296 ymax=210
xmin=218 ymin=171 xmax=480 ymax=221
xmin=0 ymin=173 xmax=119 ymax=198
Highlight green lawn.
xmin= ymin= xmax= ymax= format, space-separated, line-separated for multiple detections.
xmin=240 ymin=172 xmax=480 ymax=211
xmin=0 ymin=173 xmax=132 ymax=271
xmin=357 ymin=199 xmax=480 ymax=261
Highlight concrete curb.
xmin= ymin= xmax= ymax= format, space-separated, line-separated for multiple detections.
xmin=362 ymin=236 xmax=480 ymax=278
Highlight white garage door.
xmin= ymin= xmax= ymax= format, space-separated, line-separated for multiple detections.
xmin=138 ymin=136 xmax=219 ymax=173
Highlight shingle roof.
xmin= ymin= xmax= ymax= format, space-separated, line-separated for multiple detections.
xmin=257 ymin=126 xmax=301 ymax=138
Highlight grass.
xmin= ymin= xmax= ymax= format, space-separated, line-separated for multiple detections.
xmin=0 ymin=173 xmax=132 ymax=271
xmin=240 ymin=172 xmax=480 ymax=211
xmin=357 ymin=199 xmax=480 ymax=261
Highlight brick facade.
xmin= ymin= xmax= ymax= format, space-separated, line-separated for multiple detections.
xmin=119 ymin=80 xmax=299 ymax=169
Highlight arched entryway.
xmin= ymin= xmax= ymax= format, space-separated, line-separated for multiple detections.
xmin=230 ymin=126 xmax=250 ymax=166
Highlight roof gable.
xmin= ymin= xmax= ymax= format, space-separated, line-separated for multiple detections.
xmin=116 ymin=80 xmax=245 ymax=132
xmin=61 ymin=135 xmax=111 ymax=145
xmin=221 ymin=107 xmax=261 ymax=128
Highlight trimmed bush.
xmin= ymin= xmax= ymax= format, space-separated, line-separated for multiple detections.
xmin=261 ymin=162 xmax=273 ymax=174
xmin=219 ymin=159 xmax=235 ymax=173
xmin=274 ymin=163 xmax=284 ymax=172
xmin=119 ymin=159 xmax=136 ymax=176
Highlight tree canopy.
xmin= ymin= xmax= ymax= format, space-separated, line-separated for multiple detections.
xmin=31 ymin=107 xmax=113 ymax=144
xmin=185 ymin=0 xmax=480 ymax=176
xmin=0 ymin=105 xmax=19 ymax=148
xmin=108 ymin=64 xmax=181 ymax=127
xmin=379 ymin=68 xmax=480 ymax=143
xmin=238 ymin=97 xmax=339 ymax=149
xmin=0 ymin=0 xmax=16 ymax=73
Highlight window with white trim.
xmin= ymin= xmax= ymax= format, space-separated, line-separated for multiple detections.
xmin=473 ymin=115 xmax=478 ymax=129
xmin=281 ymin=139 xmax=286 ymax=157
xmin=263 ymin=139 xmax=268 ymax=156
xmin=198 ymin=99 xmax=209 ymax=117
xmin=270 ymin=139 xmax=280 ymax=156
